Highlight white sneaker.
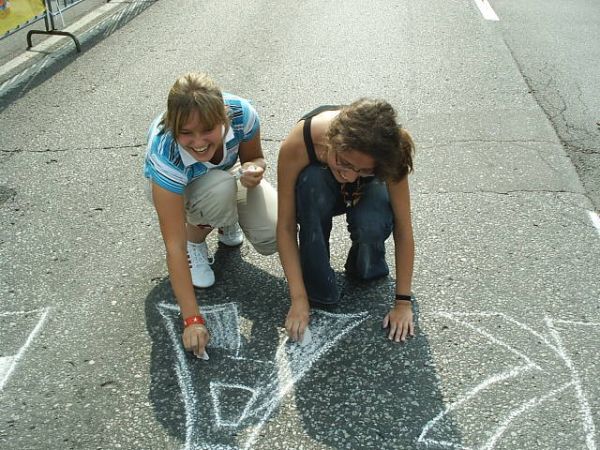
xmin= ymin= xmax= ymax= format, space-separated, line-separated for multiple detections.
xmin=187 ymin=241 xmax=215 ymax=288
xmin=218 ymin=223 xmax=244 ymax=247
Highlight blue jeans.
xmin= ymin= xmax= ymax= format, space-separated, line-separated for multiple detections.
xmin=295 ymin=165 xmax=393 ymax=305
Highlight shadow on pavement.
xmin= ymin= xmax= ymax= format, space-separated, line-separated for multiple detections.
xmin=296 ymin=278 xmax=463 ymax=449
xmin=144 ymin=244 xmax=287 ymax=448
xmin=144 ymin=245 xmax=462 ymax=449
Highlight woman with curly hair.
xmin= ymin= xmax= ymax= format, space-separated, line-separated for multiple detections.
xmin=277 ymin=99 xmax=415 ymax=343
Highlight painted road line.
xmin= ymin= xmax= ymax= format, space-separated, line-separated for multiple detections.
xmin=589 ymin=211 xmax=600 ymax=237
xmin=0 ymin=1 xmax=121 ymax=80
xmin=474 ymin=0 xmax=499 ymax=21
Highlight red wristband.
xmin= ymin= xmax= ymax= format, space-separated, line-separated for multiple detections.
xmin=183 ymin=315 xmax=206 ymax=327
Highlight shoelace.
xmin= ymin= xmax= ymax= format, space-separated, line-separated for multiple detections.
xmin=188 ymin=245 xmax=214 ymax=267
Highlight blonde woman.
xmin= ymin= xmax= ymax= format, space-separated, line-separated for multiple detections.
xmin=277 ymin=99 xmax=415 ymax=343
xmin=144 ymin=72 xmax=277 ymax=358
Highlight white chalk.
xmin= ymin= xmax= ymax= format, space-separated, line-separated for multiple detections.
xmin=473 ymin=0 xmax=499 ymax=21
xmin=235 ymin=165 xmax=260 ymax=180
xmin=158 ymin=302 xmax=368 ymax=449
xmin=420 ymin=311 xmax=600 ymax=450
xmin=588 ymin=210 xmax=600 ymax=237
xmin=300 ymin=327 xmax=312 ymax=346
xmin=197 ymin=351 xmax=209 ymax=360
xmin=0 ymin=308 xmax=50 ymax=391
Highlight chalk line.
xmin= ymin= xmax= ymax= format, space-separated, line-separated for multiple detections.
xmin=241 ymin=310 xmax=369 ymax=449
xmin=421 ymin=311 xmax=599 ymax=449
xmin=0 ymin=309 xmax=49 ymax=317
xmin=157 ymin=304 xmax=199 ymax=450
xmin=553 ymin=319 xmax=600 ymax=327
xmin=0 ymin=357 xmax=16 ymax=386
xmin=435 ymin=311 xmax=541 ymax=369
xmin=0 ymin=308 xmax=50 ymax=391
xmin=158 ymin=302 xmax=247 ymax=449
xmin=473 ymin=0 xmax=499 ymax=21
xmin=159 ymin=302 xmax=241 ymax=355
xmin=588 ymin=210 xmax=600 ymax=237
xmin=546 ymin=318 xmax=597 ymax=450
xmin=440 ymin=311 xmax=560 ymax=356
xmin=209 ymin=383 xmax=259 ymax=428
xmin=482 ymin=381 xmax=575 ymax=450
xmin=157 ymin=302 xmax=368 ymax=449
xmin=225 ymin=356 xmax=275 ymax=366
xmin=418 ymin=365 xmax=535 ymax=449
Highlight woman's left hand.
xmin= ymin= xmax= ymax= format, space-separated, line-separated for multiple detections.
xmin=239 ymin=163 xmax=264 ymax=188
xmin=383 ymin=301 xmax=415 ymax=343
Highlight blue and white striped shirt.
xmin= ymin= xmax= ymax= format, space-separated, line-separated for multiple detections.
xmin=143 ymin=93 xmax=259 ymax=195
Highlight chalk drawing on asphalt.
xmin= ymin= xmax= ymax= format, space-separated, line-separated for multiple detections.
xmin=419 ymin=311 xmax=599 ymax=450
xmin=0 ymin=308 xmax=50 ymax=391
xmin=157 ymin=302 xmax=368 ymax=450
xmin=588 ymin=210 xmax=600 ymax=237
xmin=209 ymin=382 xmax=259 ymax=428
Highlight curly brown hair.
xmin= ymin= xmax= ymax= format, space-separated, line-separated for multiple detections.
xmin=326 ymin=98 xmax=414 ymax=182
xmin=160 ymin=72 xmax=228 ymax=138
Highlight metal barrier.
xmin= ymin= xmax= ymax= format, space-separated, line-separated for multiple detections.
xmin=0 ymin=0 xmax=108 ymax=52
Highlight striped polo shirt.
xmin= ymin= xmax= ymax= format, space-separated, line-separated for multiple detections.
xmin=144 ymin=93 xmax=259 ymax=195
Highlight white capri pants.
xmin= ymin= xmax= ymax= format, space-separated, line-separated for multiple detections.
xmin=183 ymin=167 xmax=277 ymax=256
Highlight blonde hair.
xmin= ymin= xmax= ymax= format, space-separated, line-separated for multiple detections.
xmin=161 ymin=72 xmax=228 ymax=137
xmin=327 ymin=98 xmax=414 ymax=182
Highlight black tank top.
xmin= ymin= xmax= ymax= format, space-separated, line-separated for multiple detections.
xmin=299 ymin=105 xmax=342 ymax=165
xmin=298 ymin=105 xmax=373 ymax=207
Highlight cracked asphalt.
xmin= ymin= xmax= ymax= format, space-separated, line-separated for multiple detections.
xmin=491 ymin=0 xmax=600 ymax=208
xmin=1 ymin=1 xmax=599 ymax=449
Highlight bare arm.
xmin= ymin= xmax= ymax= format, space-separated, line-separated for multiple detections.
xmin=277 ymin=122 xmax=312 ymax=340
xmin=390 ymin=177 xmax=414 ymax=296
xmin=383 ymin=176 xmax=415 ymax=342
xmin=152 ymin=183 xmax=199 ymax=317
xmin=238 ymin=129 xmax=266 ymax=188
xmin=152 ymin=183 xmax=209 ymax=355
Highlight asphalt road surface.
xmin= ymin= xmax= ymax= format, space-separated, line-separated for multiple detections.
xmin=1 ymin=1 xmax=599 ymax=449
xmin=492 ymin=0 xmax=600 ymax=209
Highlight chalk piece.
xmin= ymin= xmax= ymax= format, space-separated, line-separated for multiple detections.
xmin=197 ymin=351 xmax=209 ymax=360
xmin=235 ymin=165 xmax=259 ymax=180
xmin=300 ymin=327 xmax=312 ymax=346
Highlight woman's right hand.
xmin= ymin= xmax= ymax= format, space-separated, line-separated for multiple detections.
xmin=285 ymin=298 xmax=310 ymax=342
xmin=182 ymin=324 xmax=210 ymax=358
xmin=239 ymin=163 xmax=264 ymax=188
